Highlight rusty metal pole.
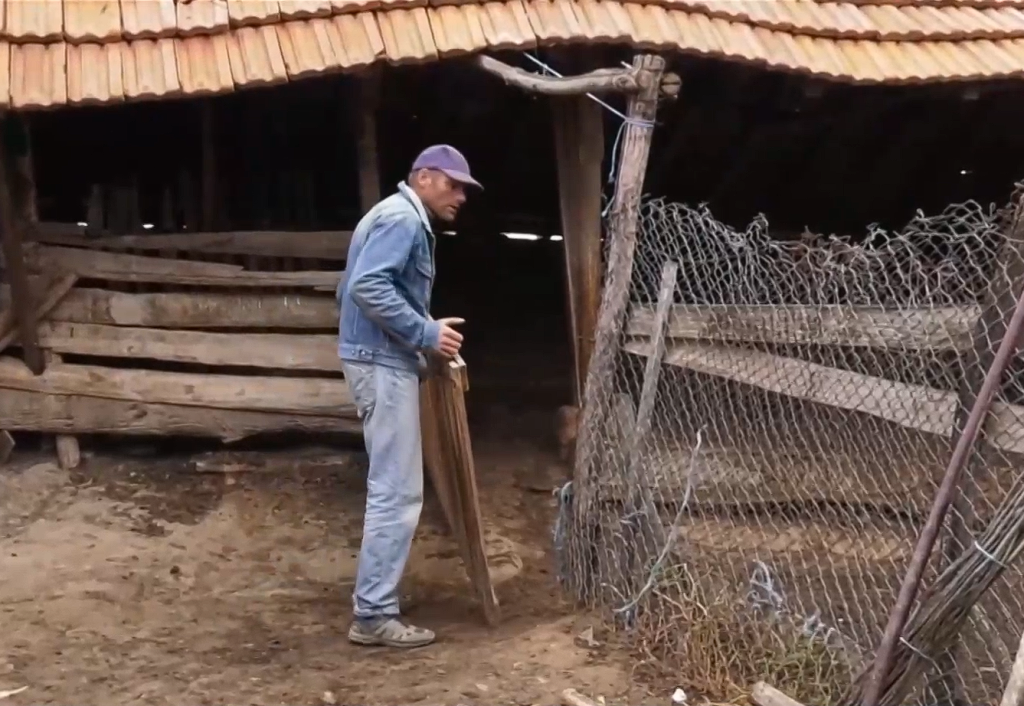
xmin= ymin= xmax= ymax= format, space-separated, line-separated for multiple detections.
xmin=861 ymin=279 xmax=1024 ymax=706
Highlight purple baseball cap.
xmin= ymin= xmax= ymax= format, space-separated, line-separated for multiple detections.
xmin=411 ymin=144 xmax=483 ymax=190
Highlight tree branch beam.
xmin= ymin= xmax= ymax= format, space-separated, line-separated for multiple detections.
xmin=474 ymin=55 xmax=640 ymax=95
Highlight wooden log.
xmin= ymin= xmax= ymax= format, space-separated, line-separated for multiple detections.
xmin=626 ymin=303 xmax=977 ymax=351
xmin=38 ymin=322 xmax=341 ymax=372
xmin=0 ymin=429 xmax=13 ymax=464
xmin=574 ymin=54 xmax=665 ymax=519
xmin=751 ymin=682 xmax=807 ymax=706
xmin=0 ymin=272 xmax=77 ymax=352
xmin=552 ymin=93 xmax=604 ymax=404
xmin=0 ymin=356 xmax=355 ymax=417
xmin=43 ymin=352 xmax=81 ymax=470
xmin=420 ymin=356 xmax=500 ymax=625
xmin=624 ymin=339 xmax=1024 ymax=456
xmin=622 ymin=261 xmax=676 ymax=592
xmin=0 ymin=388 xmax=359 ymax=442
xmin=25 ymin=227 xmax=354 ymax=261
xmin=0 ymin=116 xmax=43 ymax=374
xmin=11 ymin=287 xmax=339 ymax=329
xmin=475 ymin=55 xmax=641 ymax=95
xmin=25 ymin=244 xmax=342 ymax=289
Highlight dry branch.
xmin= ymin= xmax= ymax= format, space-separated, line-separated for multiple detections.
xmin=626 ymin=304 xmax=977 ymax=351
xmin=0 ymin=356 xmax=355 ymax=417
xmin=25 ymin=244 xmax=341 ymax=289
xmin=38 ymin=322 xmax=341 ymax=372
xmin=0 ymin=388 xmax=357 ymax=441
xmin=475 ymin=55 xmax=640 ymax=95
xmin=751 ymin=682 xmax=808 ymax=706
xmin=0 ymin=429 xmax=13 ymax=464
xmin=624 ymin=340 xmax=1024 ymax=455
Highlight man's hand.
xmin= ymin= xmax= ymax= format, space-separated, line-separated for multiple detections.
xmin=435 ymin=317 xmax=465 ymax=358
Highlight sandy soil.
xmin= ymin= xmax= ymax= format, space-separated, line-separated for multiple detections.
xmin=0 ymin=412 xmax=646 ymax=706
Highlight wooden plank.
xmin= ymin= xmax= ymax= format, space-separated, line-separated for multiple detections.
xmin=0 ymin=356 xmax=355 ymax=416
xmin=25 ymin=244 xmax=342 ymax=289
xmin=25 ymin=226 xmax=354 ymax=260
xmin=8 ymin=287 xmax=339 ymax=329
xmin=626 ymin=304 xmax=978 ymax=351
xmin=420 ymin=356 xmax=500 ymax=625
xmin=0 ymin=272 xmax=77 ymax=352
xmin=39 ymin=322 xmax=341 ymax=372
xmin=0 ymin=387 xmax=358 ymax=441
xmin=624 ymin=339 xmax=1024 ymax=457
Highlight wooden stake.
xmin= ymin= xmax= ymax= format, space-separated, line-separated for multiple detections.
xmin=0 ymin=429 xmax=13 ymax=465
xmin=354 ymin=69 xmax=382 ymax=213
xmin=572 ymin=54 xmax=665 ymax=520
xmin=0 ymin=116 xmax=44 ymax=374
xmin=43 ymin=350 xmax=81 ymax=470
xmin=552 ymin=94 xmax=604 ymax=405
xmin=751 ymin=682 xmax=808 ymax=706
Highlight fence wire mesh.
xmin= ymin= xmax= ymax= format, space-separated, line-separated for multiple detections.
xmin=559 ymin=190 xmax=1024 ymax=705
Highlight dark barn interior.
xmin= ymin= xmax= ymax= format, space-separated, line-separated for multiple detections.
xmin=18 ymin=48 xmax=1024 ymax=451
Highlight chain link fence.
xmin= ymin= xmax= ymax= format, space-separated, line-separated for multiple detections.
xmin=558 ymin=190 xmax=1024 ymax=704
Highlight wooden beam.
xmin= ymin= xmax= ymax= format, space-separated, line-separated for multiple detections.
xmin=24 ymin=244 xmax=342 ymax=289
xmin=24 ymin=227 xmax=354 ymax=261
xmin=624 ymin=339 xmax=1024 ymax=457
xmin=39 ymin=322 xmax=341 ymax=373
xmin=0 ymin=272 xmax=77 ymax=352
xmin=4 ymin=286 xmax=338 ymax=329
xmin=626 ymin=303 xmax=978 ymax=351
xmin=475 ymin=55 xmax=642 ymax=95
xmin=0 ymin=388 xmax=359 ymax=442
xmin=201 ymin=100 xmax=217 ymax=231
xmin=0 ymin=356 xmax=356 ymax=417
xmin=552 ymin=93 xmax=604 ymax=404
xmin=354 ymin=68 xmax=381 ymax=213
xmin=0 ymin=116 xmax=43 ymax=374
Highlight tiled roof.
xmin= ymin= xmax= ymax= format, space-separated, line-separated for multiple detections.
xmin=7 ymin=0 xmax=1024 ymax=110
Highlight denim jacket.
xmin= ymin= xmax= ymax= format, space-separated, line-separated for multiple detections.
xmin=338 ymin=182 xmax=441 ymax=373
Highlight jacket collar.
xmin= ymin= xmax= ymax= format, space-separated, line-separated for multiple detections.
xmin=397 ymin=182 xmax=432 ymax=232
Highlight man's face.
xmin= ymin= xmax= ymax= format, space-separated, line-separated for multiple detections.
xmin=413 ymin=170 xmax=468 ymax=223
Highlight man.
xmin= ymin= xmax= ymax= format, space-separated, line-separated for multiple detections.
xmin=338 ymin=144 xmax=481 ymax=648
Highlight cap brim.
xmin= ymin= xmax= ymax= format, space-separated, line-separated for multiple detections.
xmin=440 ymin=169 xmax=483 ymax=190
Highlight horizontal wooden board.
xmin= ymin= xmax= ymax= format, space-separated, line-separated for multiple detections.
xmin=626 ymin=304 xmax=978 ymax=351
xmin=39 ymin=321 xmax=342 ymax=372
xmin=25 ymin=244 xmax=343 ymax=289
xmin=0 ymin=356 xmax=354 ymax=416
xmin=35 ymin=287 xmax=338 ymax=329
xmin=0 ymin=387 xmax=358 ymax=442
xmin=625 ymin=340 xmax=1024 ymax=456
xmin=26 ymin=224 xmax=354 ymax=260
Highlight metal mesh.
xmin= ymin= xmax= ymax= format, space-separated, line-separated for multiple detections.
xmin=558 ymin=191 xmax=1024 ymax=704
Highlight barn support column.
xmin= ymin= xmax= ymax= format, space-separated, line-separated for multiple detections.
xmin=354 ymin=69 xmax=382 ymax=213
xmin=201 ymin=100 xmax=217 ymax=232
xmin=0 ymin=113 xmax=44 ymax=376
xmin=552 ymin=95 xmax=604 ymax=404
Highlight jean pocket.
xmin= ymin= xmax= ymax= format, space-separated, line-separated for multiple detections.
xmin=342 ymin=362 xmax=377 ymax=420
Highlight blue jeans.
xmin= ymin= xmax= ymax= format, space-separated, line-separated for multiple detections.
xmin=341 ymin=361 xmax=424 ymax=620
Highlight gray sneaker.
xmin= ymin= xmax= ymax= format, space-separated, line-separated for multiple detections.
xmin=348 ymin=617 xmax=435 ymax=648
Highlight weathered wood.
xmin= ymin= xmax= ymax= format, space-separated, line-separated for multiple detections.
xmin=0 ymin=356 xmax=356 ymax=417
xmin=7 ymin=287 xmax=338 ymax=329
xmin=626 ymin=303 xmax=977 ymax=351
xmin=354 ymin=68 xmax=381 ymax=213
xmin=0 ymin=272 xmax=77 ymax=352
xmin=624 ymin=339 xmax=1024 ymax=456
xmin=622 ymin=262 xmax=677 ymax=592
xmin=201 ymin=100 xmax=217 ymax=231
xmin=552 ymin=93 xmax=605 ymax=404
xmin=420 ymin=356 xmax=500 ymax=625
xmin=39 ymin=322 xmax=341 ymax=372
xmin=25 ymin=227 xmax=354 ymax=261
xmin=751 ymin=682 xmax=808 ymax=706
xmin=475 ymin=55 xmax=640 ymax=95
xmin=561 ymin=689 xmax=602 ymax=706
xmin=574 ymin=54 xmax=665 ymax=517
xmin=0 ymin=429 xmax=13 ymax=464
xmin=1000 ymin=628 xmax=1024 ymax=706
xmin=0 ymin=116 xmax=43 ymax=374
xmin=25 ymin=244 xmax=342 ymax=289
xmin=0 ymin=388 xmax=359 ymax=442
xmin=43 ymin=351 xmax=81 ymax=470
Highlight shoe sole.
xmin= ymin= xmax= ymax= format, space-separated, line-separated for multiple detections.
xmin=348 ymin=631 xmax=435 ymax=649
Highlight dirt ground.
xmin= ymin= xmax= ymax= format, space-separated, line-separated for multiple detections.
xmin=0 ymin=406 xmax=651 ymax=706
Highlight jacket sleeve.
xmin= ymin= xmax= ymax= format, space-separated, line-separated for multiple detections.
xmin=347 ymin=213 xmax=441 ymax=352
